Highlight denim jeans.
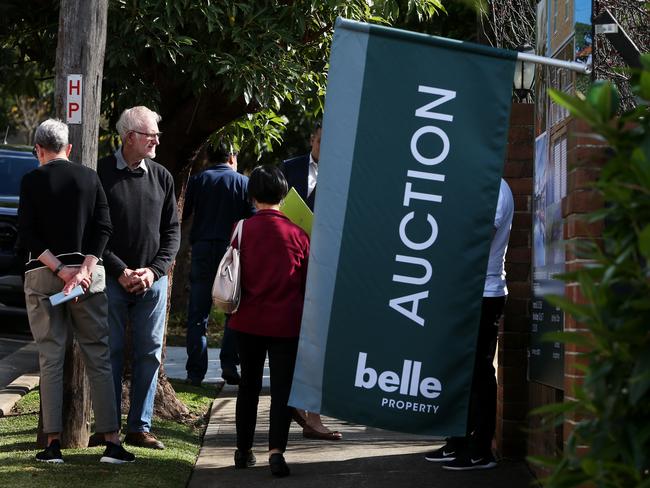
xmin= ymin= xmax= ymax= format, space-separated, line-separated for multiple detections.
xmin=106 ymin=275 xmax=168 ymax=433
xmin=186 ymin=240 xmax=239 ymax=382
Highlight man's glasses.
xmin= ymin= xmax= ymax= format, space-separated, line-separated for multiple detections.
xmin=32 ymin=146 xmax=38 ymax=157
xmin=130 ymin=130 xmax=162 ymax=140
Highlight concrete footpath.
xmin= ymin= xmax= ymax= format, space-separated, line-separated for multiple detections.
xmin=0 ymin=336 xmax=39 ymax=416
xmin=188 ymin=386 xmax=538 ymax=488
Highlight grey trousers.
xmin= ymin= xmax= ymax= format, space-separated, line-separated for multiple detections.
xmin=24 ymin=266 xmax=118 ymax=434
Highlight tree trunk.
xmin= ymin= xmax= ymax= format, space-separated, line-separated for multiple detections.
xmin=36 ymin=0 xmax=108 ymax=449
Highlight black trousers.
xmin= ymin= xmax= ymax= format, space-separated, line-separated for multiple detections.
xmin=449 ymin=296 xmax=506 ymax=456
xmin=235 ymin=331 xmax=299 ymax=452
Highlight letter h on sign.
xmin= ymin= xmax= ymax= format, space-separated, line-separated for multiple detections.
xmin=67 ymin=74 xmax=83 ymax=124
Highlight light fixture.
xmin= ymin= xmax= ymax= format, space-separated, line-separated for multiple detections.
xmin=513 ymin=44 xmax=536 ymax=102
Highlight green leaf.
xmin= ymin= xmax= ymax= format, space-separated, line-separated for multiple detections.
xmin=639 ymin=224 xmax=650 ymax=259
xmin=639 ymin=71 xmax=650 ymax=101
xmin=587 ymin=81 xmax=619 ymax=121
xmin=542 ymin=331 xmax=593 ymax=348
xmin=548 ymin=88 xmax=601 ymax=126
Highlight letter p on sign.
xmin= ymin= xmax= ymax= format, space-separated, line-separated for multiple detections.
xmin=67 ymin=74 xmax=82 ymax=124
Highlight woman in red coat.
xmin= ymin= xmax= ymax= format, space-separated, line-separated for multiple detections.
xmin=229 ymin=165 xmax=310 ymax=477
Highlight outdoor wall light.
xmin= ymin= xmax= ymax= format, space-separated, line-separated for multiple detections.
xmin=513 ymin=44 xmax=536 ymax=103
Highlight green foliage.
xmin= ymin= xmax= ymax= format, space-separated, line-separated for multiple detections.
xmin=1 ymin=0 xmax=456 ymax=166
xmin=538 ymin=54 xmax=650 ymax=487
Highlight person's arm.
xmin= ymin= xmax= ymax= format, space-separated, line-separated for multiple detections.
xmin=147 ymin=169 xmax=181 ymax=280
xmin=86 ymin=175 xmax=112 ymax=262
xmin=241 ymin=178 xmax=256 ymax=217
xmin=17 ymin=173 xmax=48 ymax=257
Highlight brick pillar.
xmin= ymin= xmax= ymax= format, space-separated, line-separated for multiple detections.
xmin=497 ymin=103 xmax=533 ymax=458
xmin=561 ymin=118 xmax=606 ymax=448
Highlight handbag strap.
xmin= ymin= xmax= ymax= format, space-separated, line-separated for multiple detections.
xmin=231 ymin=219 xmax=244 ymax=248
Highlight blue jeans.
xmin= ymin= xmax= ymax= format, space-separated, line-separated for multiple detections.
xmin=106 ymin=275 xmax=168 ymax=433
xmin=186 ymin=240 xmax=239 ymax=382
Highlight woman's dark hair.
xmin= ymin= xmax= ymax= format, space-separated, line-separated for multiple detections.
xmin=248 ymin=165 xmax=288 ymax=205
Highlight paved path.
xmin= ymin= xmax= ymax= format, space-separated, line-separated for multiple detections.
xmin=0 ymin=337 xmax=39 ymax=416
xmin=164 ymin=346 xmax=270 ymax=387
xmin=188 ymin=387 xmax=538 ymax=488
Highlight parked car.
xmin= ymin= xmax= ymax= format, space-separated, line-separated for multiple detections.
xmin=0 ymin=145 xmax=39 ymax=314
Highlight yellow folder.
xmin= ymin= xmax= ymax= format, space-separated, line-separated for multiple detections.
xmin=280 ymin=187 xmax=313 ymax=237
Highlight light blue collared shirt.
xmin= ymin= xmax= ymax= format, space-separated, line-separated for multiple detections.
xmin=114 ymin=147 xmax=149 ymax=174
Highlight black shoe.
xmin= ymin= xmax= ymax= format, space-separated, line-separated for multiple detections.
xmin=35 ymin=439 xmax=64 ymax=464
xmin=442 ymin=452 xmax=497 ymax=471
xmin=424 ymin=444 xmax=457 ymax=462
xmin=88 ymin=432 xmax=107 ymax=447
xmin=100 ymin=441 xmax=136 ymax=464
xmin=221 ymin=368 xmax=240 ymax=385
xmin=234 ymin=449 xmax=256 ymax=468
xmin=269 ymin=453 xmax=290 ymax=477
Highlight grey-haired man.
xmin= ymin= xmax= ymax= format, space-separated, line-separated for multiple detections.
xmin=18 ymin=118 xmax=135 ymax=464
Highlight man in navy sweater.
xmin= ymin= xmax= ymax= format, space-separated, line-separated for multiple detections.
xmin=183 ymin=141 xmax=254 ymax=386
xmin=95 ymin=106 xmax=180 ymax=450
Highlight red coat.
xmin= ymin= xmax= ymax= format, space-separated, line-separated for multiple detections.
xmin=228 ymin=209 xmax=310 ymax=338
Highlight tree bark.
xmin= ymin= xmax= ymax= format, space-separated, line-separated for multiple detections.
xmin=37 ymin=0 xmax=108 ymax=449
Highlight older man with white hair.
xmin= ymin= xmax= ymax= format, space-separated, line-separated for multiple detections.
xmin=18 ymin=118 xmax=135 ymax=464
xmin=93 ymin=106 xmax=180 ymax=450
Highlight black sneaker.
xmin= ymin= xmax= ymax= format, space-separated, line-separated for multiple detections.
xmin=100 ymin=441 xmax=136 ymax=464
xmin=269 ymin=453 xmax=290 ymax=477
xmin=424 ymin=444 xmax=456 ymax=462
xmin=442 ymin=452 xmax=497 ymax=471
xmin=234 ymin=449 xmax=256 ymax=468
xmin=36 ymin=439 xmax=64 ymax=464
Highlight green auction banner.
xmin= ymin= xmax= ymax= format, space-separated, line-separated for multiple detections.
xmin=288 ymin=18 xmax=517 ymax=436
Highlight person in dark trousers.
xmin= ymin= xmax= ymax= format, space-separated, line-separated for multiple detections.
xmin=18 ymin=118 xmax=134 ymax=464
xmin=281 ymin=122 xmax=321 ymax=211
xmin=93 ymin=106 xmax=180 ymax=450
xmin=183 ymin=141 xmax=254 ymax=386
xmin=229 ymin=165 xmax=310 ymax=478
xmin=424 ymin=179 xmax=514 ymax=471
xmin=280 ymin=122 xmax=342 ymax=441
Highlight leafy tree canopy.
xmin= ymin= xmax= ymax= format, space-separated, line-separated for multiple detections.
xmin=1 ymin=0 xmax=458 ymax=175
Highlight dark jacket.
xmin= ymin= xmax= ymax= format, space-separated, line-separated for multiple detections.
xmin=281 ymin=154 xmax=315 ymax=211
xmin=183 ymin=163 xmax=254 ymax=244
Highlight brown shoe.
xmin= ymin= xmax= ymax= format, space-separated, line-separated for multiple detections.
xmin=123 ymin=432 xmax=165 ymax=450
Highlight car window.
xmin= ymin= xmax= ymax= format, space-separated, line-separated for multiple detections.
xmin=0 ymin=155 xmax=38 ymax=196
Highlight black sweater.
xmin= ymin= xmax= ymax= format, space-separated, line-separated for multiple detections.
xmin=97 ymin=155 xmax=180 ymax=280
xmin=17 ymin=159 xmax=112 ymax=270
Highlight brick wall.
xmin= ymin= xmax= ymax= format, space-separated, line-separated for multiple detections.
xmin=496 ymin=110 xmax=607 ymax=473
xmin=497 ymin=103 xmax=534 ymax=458
xmin=561 ymin=117 xmax=606 ymax=452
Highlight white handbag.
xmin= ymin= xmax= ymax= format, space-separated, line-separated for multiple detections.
xmin=212 ymin=219 xmax=244 ymax=313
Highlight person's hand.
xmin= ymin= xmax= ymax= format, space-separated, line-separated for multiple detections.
xmin=118 ymin=268 xmax=137 ymax=292
xmin=130 ymin=268 xmax=155 ymax=294
xmin=61 ymin=267 xmax=92 ymax=296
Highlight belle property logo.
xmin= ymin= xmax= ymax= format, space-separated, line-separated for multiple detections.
xmin=354 ymin=352 xmax=441 ymax=414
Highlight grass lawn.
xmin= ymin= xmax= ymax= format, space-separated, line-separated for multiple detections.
xmin=0 ymin=380 xmax=220 ymax=488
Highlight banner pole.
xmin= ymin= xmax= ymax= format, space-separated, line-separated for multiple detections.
xmin=516 ymin=52 xmax=592 ymax=74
